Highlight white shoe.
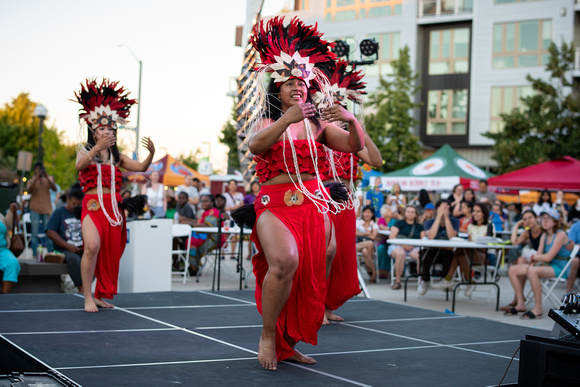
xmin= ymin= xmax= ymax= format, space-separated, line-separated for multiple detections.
xmin=417 ymin=280 xmax=430 ymax=296
xmin=436 ymin=279 xmax=455 ymax=289
xmin=464 ymin=283 xmax=474 ymax=298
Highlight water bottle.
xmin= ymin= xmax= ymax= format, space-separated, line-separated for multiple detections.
xmin=173 ymin=211 xmax=179 ymax=224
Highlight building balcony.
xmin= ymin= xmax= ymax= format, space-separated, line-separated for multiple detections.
xmin=418 ymin=0 xmax=473 ymax=24
xmin=574 ymin=47 xmax=580 ymax=78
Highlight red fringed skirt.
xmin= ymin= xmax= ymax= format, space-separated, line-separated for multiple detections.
xmin=81 ymin=193 xmax=126 ymax=300
xmin=326 ymin=207 xmax=361 ymax=311
xmin=250 ymin=180 xmax=326 ymax=361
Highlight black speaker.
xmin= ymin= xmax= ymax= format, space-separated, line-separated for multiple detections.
xmin=0 ymin=336 xmax=80 ymax=386
xmin=518 ymin=335 xmax=580 ymax=386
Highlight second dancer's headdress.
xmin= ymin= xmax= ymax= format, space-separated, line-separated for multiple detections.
xmin=313 ymin=59 xmax=366 ymax=109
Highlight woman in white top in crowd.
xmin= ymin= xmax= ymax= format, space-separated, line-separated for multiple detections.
xmin=387 ymin=184 xmax=406 ymax=215
xmin=356 ymin=205 xmax=379 ymax=283
xmin=532 ymin=190 xmax=552 ymax=217
xmin=142 ymin=170 xmax=166 ymax=218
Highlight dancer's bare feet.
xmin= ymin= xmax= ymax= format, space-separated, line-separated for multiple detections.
xmin=258 ymin=336 xmax=277 ymax=371
xmin=322 ymin=314 xmax=329 ymax=325
xmin=287 ymin=348 xmax=316 ymax=364
xmin=84 ymin=297 xmax=99 ymax=313
xmin=94 ymin=298 xmax=114 ymax=308
xmin=325 ymin=310 xmax=344 ymax=322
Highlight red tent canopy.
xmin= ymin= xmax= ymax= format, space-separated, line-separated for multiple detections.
xmin=487 ymin=156 xmax=580 ymax=192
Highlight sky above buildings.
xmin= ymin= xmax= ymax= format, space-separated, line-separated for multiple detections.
xmin=0 ymin=0 xmax=290 ymax=174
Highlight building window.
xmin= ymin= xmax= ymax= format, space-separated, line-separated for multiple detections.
xmin=324 ymin=0 xmax=402 ymax=22
xmin=429 ymin=28 xmax=470 ymax=75
xmin=427 ymin=89 xmax=468 ymax=135
xmin=495 ymin=0 xmax=542 ymax=3
xmin=419 ymin=0 xmax=473 ymax=17
xmin=489 ymin=86 xmax=533 ymax=133
xmin=296 ymin=0 xmax=309 ymax=10
xmin=363 ymin=32 xmax=401 ymax=77
xmin=493 ymin=20 xmax=552 ymax=68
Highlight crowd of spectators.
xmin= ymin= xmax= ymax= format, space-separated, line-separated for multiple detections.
xmin=357 ymin=178 xmax=580 ymax=311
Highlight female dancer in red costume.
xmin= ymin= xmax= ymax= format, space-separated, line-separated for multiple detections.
xmin=248 ymin=17 xmax=365 ymax=371
xmin=74 ymin=79 xmax=155 ymax=312
xmin=315 ymin=60 xmax=383 ymax=324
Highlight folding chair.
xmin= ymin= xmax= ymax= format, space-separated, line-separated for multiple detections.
xmin=526 ymin=244 xmax=580 ymax=307
xmin=22 ymin=212 xmax=47 ymax=259
xmin=468 ymin=247 xmax=504 ymax=302
xmin=172 ymin=224 xmax=192 ymax=284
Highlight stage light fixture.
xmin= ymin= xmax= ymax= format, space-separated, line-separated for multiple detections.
xmin=359 ymin=39 xmax=379 ymax=57
xmin=332 ymin=40 xmax=350 ymax=58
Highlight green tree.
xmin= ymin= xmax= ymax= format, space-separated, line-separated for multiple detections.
xmin=0 ymin=93 xmax=79 ymax=188
xmin=364 ymin=46 xmax=422 ymax=172
xmin=219 ymin=102 xmax=241 ymax=173
xmin=484 ymin=42 xmax=580 ymax=173
xmin=177 ymin=149 xmax=201 ymax=171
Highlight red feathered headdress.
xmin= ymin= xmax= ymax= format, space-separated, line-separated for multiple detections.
xmin=74 ymin=78 xmax=137 ymax=129
xmin=250 ymin=16 xmax=336 ymax=87
xmin=314 ymin=59 xmax=366 ymax=106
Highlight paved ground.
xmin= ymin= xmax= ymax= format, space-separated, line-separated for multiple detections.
xmin=173 ymin=254 xmax=559 ymax=332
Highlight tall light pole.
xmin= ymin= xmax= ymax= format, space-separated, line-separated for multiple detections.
xmin=34 ymin=104 xmax=47 ymax=163
xmin=118 ymin=44 xmax=142 ymax=160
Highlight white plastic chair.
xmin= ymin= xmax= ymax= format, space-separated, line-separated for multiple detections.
xmin=526 ymin=244 xmax=580 ymax=307
xmin=172 ymin=224 xmax=192 ymax=284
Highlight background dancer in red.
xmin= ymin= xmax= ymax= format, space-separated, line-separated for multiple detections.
xmin=74 ymin=79 xmax=155 ymax=312
xmin=248 ymin=17 xmax=365 ymax=371
xmin=314 ymin=60 xmax=383 ymax=324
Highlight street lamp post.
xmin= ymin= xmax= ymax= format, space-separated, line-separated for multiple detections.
xmin=34 ymin=104 xmax=48 ymax=163
xmin=118 ymin=44 xmax=142 ymax=160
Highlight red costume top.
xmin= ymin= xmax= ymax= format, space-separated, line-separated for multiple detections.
xmin=332 ymin=151 xmax=359 ymax=181
xmin=78 ymin=164 xmax=123 ymax=193
xmin=254 ymin=139 xmax=329 ymax=183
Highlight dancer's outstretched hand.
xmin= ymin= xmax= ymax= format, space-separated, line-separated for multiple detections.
xmin=141 ymin=136 xmax=155 ymax=154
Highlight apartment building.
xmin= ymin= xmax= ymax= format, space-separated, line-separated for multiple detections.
xmin=242 ymin=0 xmax=579 ymax=169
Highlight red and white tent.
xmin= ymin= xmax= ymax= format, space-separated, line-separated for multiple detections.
xmin=487 ymin=156 xmax=580 ymax=192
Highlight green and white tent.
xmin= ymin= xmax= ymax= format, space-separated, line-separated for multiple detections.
xmin=371 ymin=144 xmax=493 ymax=192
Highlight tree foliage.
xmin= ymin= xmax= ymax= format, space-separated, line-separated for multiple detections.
xmin=177 ymin=150 xmax=201 ymax=171
xmin=364 ymin=46 xmax=423 ymax=173
xmin=219 ymin=102 xmax=241 ymax=173
xmin=0 ymin=93 xmax=78 ymax=189
xmin=484 ymin=42 xmax=580 ymax=173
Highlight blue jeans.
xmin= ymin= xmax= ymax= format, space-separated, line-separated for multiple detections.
xmin=30 ymin=210 xmax=53 ymax=256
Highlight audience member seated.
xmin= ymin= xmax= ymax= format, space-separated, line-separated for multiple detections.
xmin=187 ymin=194 xmax=226 ymax=276
xmin=565 ymin=220 xmax=580 ymax=293
xmin=175 ymin=192 xmax=197 ymax=226
xmin=377 ymin=206 xmax=396 ymax=279
xmin=0 ymin=210 xmax=21 ymax=293
xmin=476 ymin=179 xmax=496 ymax=204
xmin=449 ymin=184 xmax=464 ymax=219
xmin=438 ymin=203 xmax=495 ymax=296
xmin=387 ymin=184 xmax=406 ymax=215
xmin=506 ymin=208 xmax=569 ymax=319
xmin=533 ymin=189 xmax=552 ymax=216
xmin=409 ymin=189 xmax=431 ymax=212
xmin=418 ymin=199 xmax=459 ymax=296
xmin=46 ymin=184 xmax=84 ymax=292
xmin=568 ymin=195 xmax=580 ymax=224
xmin=389 ymin=205 xmax=425 ymax=290
xmin=501 ymin=209 xmax=545 ymax=311
xmin=506 ymin=202 xmax=522 ymax=230
xmin=458 ymin=200 xmax=473 ymax=233
xmin=489 ymin=202 xmax=504 ymax=232
xmin=176 ymin=175 xmax=200 ymax=213
xmin=418 ymin=202 xmax=435 ymax=225
xmin=356 ymin=205 xmax=378 ymax=283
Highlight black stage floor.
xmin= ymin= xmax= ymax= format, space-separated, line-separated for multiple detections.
xmin=0 ymin=291 xmax=550 ymax=386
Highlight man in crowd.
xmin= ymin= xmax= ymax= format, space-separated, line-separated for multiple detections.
xmin=476 ymin=179 xmax=496 ymax=204
xmin=565 ymin=220 xmax=580 ymax=293
xmin=176 ymin=175 xmax=199 ymax=212
xmin=46 ymin=184 xmax=84 ymax=292
xmin=366 ymin=180 xmax=385 ymax=219
xmin=27 ymin=162 xmax=56 ymax=256
xmin=175 ymin=192 xmax=197 ymax=226
xmin=418 ymin=199 xmax=460 ymax=296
